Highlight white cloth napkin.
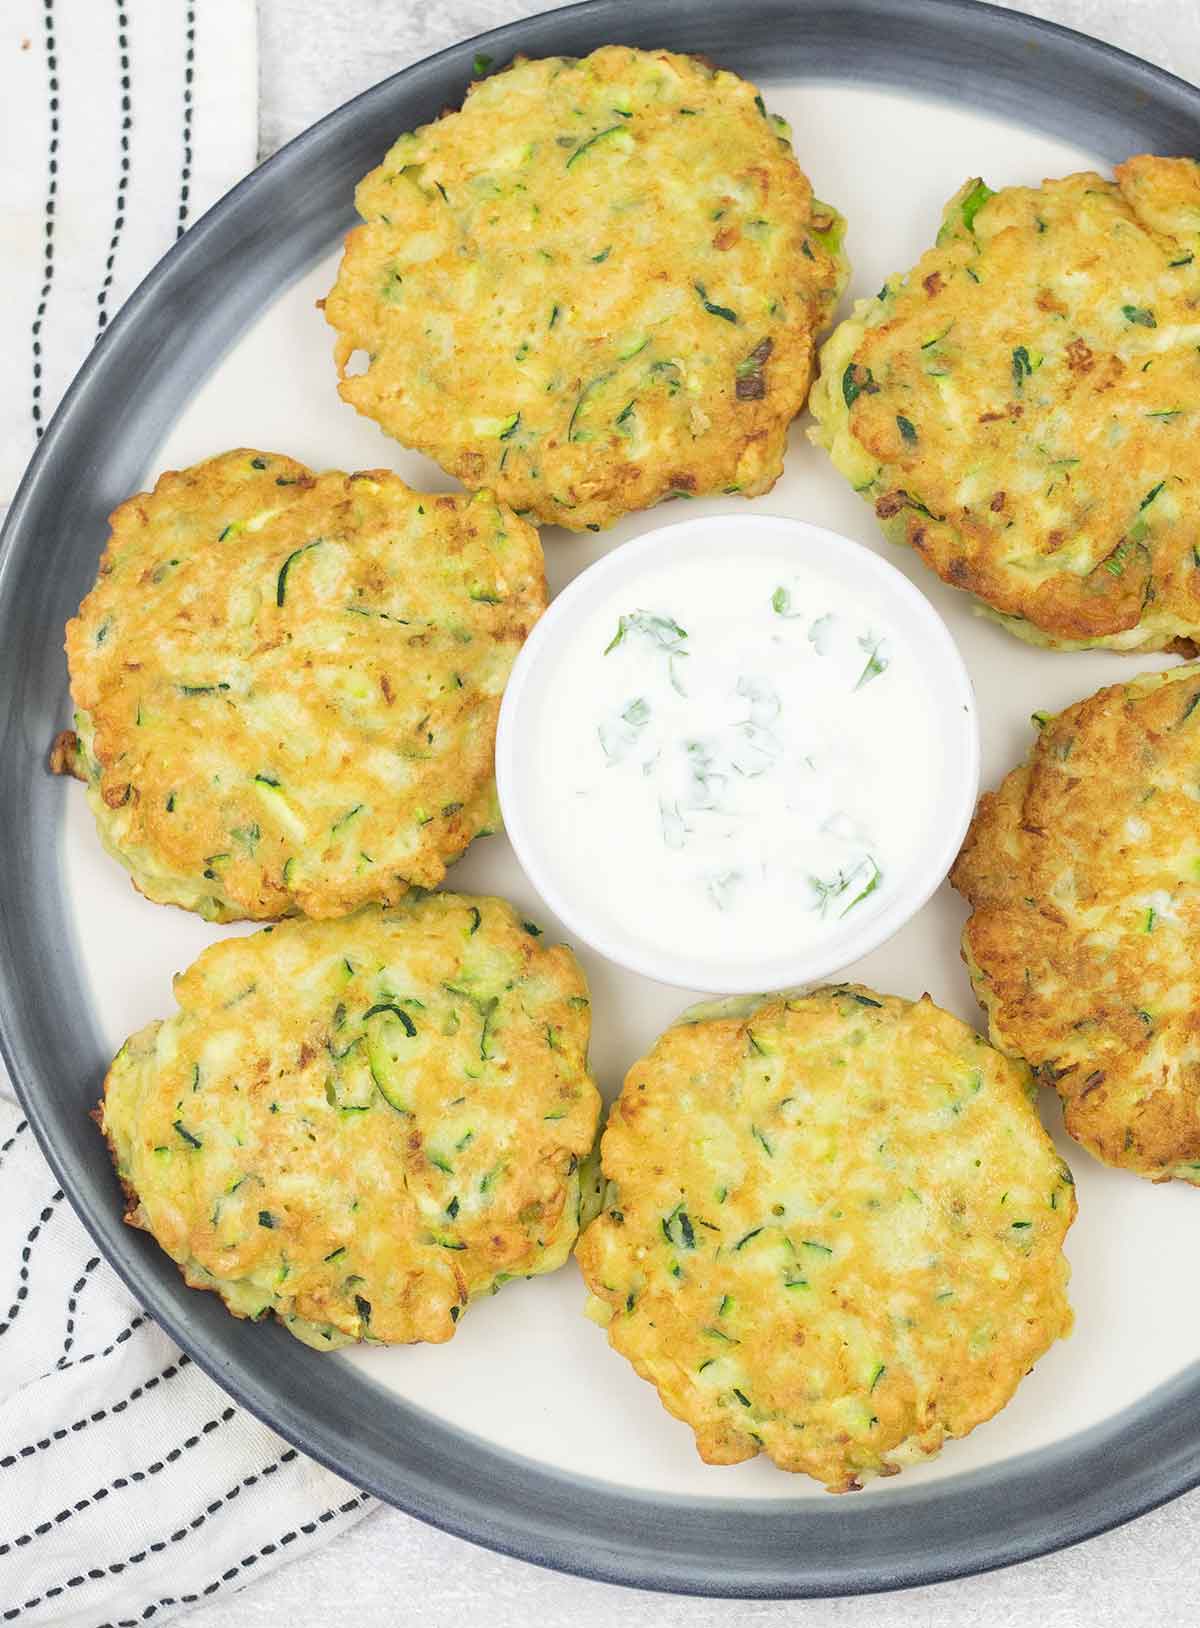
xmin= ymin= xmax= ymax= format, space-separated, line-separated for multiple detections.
xmin=0 ymin=1100 xmax=371 ymax=1628
xmin=1 ymin=3 xmax=374 ymax=1622
xmin=3 ymin=0 xmax=256 ymax=498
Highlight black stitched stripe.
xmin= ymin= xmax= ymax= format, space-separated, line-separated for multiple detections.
xmin=56 ymin=1254 xmax=102 ymax=1366
xmin=0 ymin=1405 xmax=237 ymax=1558
xmin=2 ymin=1448 xmax=312 ymax=1621
xmin=0 ymin=1189 xmax=64 ymax=1340
xmin=95 ymin=3 xmax=132 ymax=335
xmin=175 ymin=2 xmax=195 ymax=237
xmin=0 ymin=1118 xmax=28 ymax=1164
xmin=0 ymin=1354 xmax=190 ymax=1468
xmin=97 ymin=1493 xmax=371 ymax=1626
xmin=50 ymin=1309 xmax=147 ymax=1378
xmin=30 ymin=0 xmax=59 ymax=438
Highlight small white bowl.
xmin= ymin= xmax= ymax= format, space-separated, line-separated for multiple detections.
xmin=496 ymin=514 xmax=979 ymax=994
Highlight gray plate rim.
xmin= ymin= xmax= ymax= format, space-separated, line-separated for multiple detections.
xmin=3 ymin=0 xmax=1200 ymax=1598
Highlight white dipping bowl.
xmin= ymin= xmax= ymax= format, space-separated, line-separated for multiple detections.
xmin=496 ymin=514 xmax=979 ymax=993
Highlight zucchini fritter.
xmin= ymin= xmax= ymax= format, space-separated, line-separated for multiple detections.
xmin=810 ymin=157 xmax=1200 ymax=653
xmin=576 ymin=986 xmax=1074 ymax=1491
xmin=953 ymin=664 xmax=1200 ymax=1182
xmin=325 ymin=47 xmax=847 ymax=532
xmin=64 ymin=450 xmax=545 ymax=921
xmin=100 ymin=895 xmax=602 ymax=1347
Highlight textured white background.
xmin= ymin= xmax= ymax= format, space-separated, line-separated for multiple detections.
xmin=185 ymin=2 xmax=1200 ymax=1622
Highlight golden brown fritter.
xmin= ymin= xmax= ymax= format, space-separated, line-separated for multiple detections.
xmin=64 ymin=449 xmax=545 ymax=921
xmin=325 ymin=46 xmax=847 ymax=532
xmin=575 ymin=986 xmax=1074 ymax=1491
xmin=953 ymin=664 xmax=1200 ymax=1182
xmin=100 ymin=894 xmax=602 ymax=1348
xmin=810 ymin=158 xmax=1200 ymax=653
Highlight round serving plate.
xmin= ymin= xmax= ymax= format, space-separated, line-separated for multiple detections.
xmin=3 ymin=0 xmax=1200 ymax=1599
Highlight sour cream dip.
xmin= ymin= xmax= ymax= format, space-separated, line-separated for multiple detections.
xmin=496 ymin=516 xmax=978 ymax=993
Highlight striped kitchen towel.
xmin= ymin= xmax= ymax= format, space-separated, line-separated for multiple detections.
xmin=3 ymin=0 xmax=253 ymax=498
xmin=0 ymin=4 xmax=374 ymax=1623
xmin=0 ymin=1099 xmax=372 ymax=1627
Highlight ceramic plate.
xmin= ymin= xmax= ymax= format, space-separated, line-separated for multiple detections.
xmin=3 ymin=0 xmax=1200 ymax=1598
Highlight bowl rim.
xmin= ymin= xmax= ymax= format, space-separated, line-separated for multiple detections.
xmin=496 ymin=512 xmax=981 ymax=993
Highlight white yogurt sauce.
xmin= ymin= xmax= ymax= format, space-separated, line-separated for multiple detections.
xmin=531 ymin=552 xmax=942 ymax=966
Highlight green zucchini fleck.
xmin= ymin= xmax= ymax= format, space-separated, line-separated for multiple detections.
xmin=565 ymin=124 xmax=626 ymax=170
xmin=477 ymin=995 xmax=500 ymax=1061
xmin=330 ymin=804 xmax=364 ymax=838
xmin=661 ymin=1204 xmax=696 ymax=1249
xmin=959 ymin=179 xmax=994 ymax=231
xmin=694 ymin=281 xmax=738 ymax=323
xmin=1122 ymin=304 xmax=1157 ymax=327
xmin=363 ymin=1002 xmax=417 ymax=1036
xmin=276 ymin=539 xmax=323 ymax=606
xmin=567 ymin=372 xmax=614 ymax=443
xmin=842 ymin=364 xmax=878 ymax=408
xmin=364 ymin=1004 xmax=422 ymax=1115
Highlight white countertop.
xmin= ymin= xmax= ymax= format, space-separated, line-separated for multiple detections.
xmin=187 ymin=2 xmax=1200 ymax=1622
